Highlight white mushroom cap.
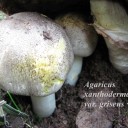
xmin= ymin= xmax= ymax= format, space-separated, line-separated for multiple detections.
xmin=91 ymin=0 xmax=128 ymax=50
xmin=0 ymin=12 xmax=74 ymax=96
xmin=55 ymin=13 xmax=98 ymax=57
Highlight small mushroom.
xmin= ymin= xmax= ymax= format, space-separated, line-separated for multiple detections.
xmin=55 ymin=13 xmax=98 ymax=86
xmin=90 ymin=0 xmax=128 ymax=74
xmin=0 ymin=12 xmax=74 ymax=117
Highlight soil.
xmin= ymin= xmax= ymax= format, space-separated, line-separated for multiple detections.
xmin=0 ymin=1 xmax=128 ymax=128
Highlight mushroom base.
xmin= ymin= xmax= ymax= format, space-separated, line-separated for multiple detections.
xmin=31 ymin=93 xmax=56 ymax=117
xmin=65 ymin=56 xmax=83 ymax=86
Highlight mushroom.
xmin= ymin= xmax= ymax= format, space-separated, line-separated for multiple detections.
xmin=90 ymin=0 xmax=128 ymax=74
xmin=55 ymin=13 xmax=98 ymax=86
xmin=0 ymin=12 xmax=74 ymax=117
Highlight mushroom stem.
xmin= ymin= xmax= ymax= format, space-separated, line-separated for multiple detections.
xmin=105 ymin=39 xmax=128 ymax=74
xmin=65 ymin=55 xmax=83 ymax=86
xmin=31 ymin=93 xmax=56 ymax=117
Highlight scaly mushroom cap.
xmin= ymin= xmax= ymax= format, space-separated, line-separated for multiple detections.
xmin=0 ymin=12 xmax=74 ymax=96
xmin=55 ymin=13 xmax=98 ymax=57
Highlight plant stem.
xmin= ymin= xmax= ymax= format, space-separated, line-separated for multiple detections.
xmin=7 ymin=91 xmax=20 ymax=111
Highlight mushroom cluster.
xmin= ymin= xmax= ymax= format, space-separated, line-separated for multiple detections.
xmin=0 ymin=12 xmax=74 ymax=117
xmin=0 ymin=0 xmax=127 ymax=120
